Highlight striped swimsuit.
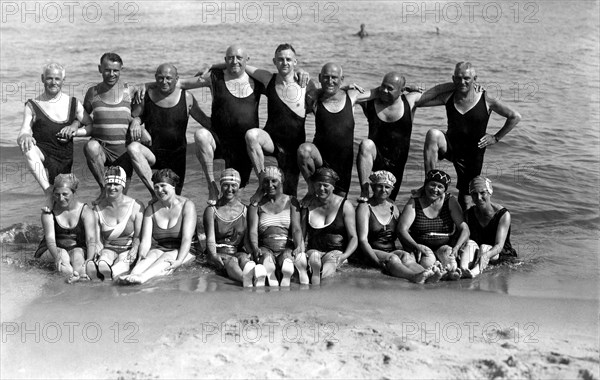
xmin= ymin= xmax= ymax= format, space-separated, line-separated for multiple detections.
xmin=258 ymin=203 xmax=292 ymax=254
xmin=90 ymin=85 xmax=132 ymax=161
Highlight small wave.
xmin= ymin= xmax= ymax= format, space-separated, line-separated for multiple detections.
xmin=0 ymin=223 xmax=44 ymax=244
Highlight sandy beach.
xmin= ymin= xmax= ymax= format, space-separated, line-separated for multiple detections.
xmin=1 ymin=264 xmax=598 ymax=380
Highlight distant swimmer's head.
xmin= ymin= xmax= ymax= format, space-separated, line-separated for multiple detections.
xmin=41 ymin=62 xmax=66 ymax=96
xmin=379 ymin=72 xmax=406 ymax=103
xmin=104 ymin=166 xmax=127 ymax=188
xmin=273 ymin=43 xmax=298 ymax=75
xmin=98 ymin=52 xmax=123 ymax=87
xmin=155 ymin=63 xmax=179 ymax=94
xmin=453 ymin=61 xmax=477 ymax=92
xmin=469 ymin=176 xmax=493 ymax=206
xmin=360 ymin=23 xmax=366 ymax=30
xmin=225 ymin=45 xmax=249 ymax=75
xmin=319 ymin=63 xmax=343 ymax=95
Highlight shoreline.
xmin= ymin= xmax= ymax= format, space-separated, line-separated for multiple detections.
xmin=1 ymin=266 xmax=598 ymax=379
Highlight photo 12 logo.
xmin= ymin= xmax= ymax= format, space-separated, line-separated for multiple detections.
xmin=200 ymin=321 xmax=339 ymax=344
xmin=399 ymin=2 xmax=540 ymax=24
xmin=199 ymin=2 xmax=340 ymax=23
xmin=2 ymin=321 xmax=139 ymax=344
xmin=1 ymin=2 xmax=140 ymax=23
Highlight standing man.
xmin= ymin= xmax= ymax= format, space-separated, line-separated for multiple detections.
xmin=127 ymin=63 xmax=211 ymax=198
xmin=416 ymin=62 xmax=521 ymax=209
xmin=243 ymin=43 xmax=316 ymax=203
xmin=356 ymin=72 xmax=422 ymax=202
xmin=297 ymin=62 xmax=370 ymax=199
xmin=83 ymin=52 xmax=136 ymax=201
xmin=180 ymin=44 xmax=264 ymax=203
xmin=17 ymin=62 xmax=91 ymax=210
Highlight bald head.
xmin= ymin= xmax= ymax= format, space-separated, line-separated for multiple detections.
xmin=156 ymin=63 xmax=178 ymax=76
xmin=154 ymin=63 xmax=179 ymax=94
xmin=454 ymin=61 xmax=476 ymax=76
xmin=224 ymin=44 xmax=249 ymax=76
xmin=321 ymin=62 xmax=343 ymax=77
xmin=382 ymin=72 xmax=406 ymax=89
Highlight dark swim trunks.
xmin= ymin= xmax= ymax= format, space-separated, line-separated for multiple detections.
xmin=210 ymin=69 xmax=264 ymax=188
xmin=142 ymin=89 xmax=189 ymax=195
xmin=314 ymin=93 xmax=355 ymax=194
xmin=263 ymin=74 xmax=306 ymax=196
xmin=27 ymin=97 xmax=78 ymax=184
xmin=443 ymin=91 xmax=491 ymax=193
xmin=363 ymin=95 xmax=413 ymax=200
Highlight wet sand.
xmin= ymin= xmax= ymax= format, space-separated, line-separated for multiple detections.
xmin=1 ymin=266 xmax=598 ymax=379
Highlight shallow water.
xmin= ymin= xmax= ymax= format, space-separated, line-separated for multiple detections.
xmin=0 ymin=1 xmax=599 ymax=303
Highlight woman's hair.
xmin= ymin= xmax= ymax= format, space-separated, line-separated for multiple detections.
xmin=151 ymin=168 xmax=180 ymax=188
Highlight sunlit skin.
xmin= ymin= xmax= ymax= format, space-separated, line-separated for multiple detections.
xmin=220 ymin=182 xmax=239 ymax=202
xmin=377 ymin=74 xmax=404 ymax=105
xmin=42 ymin=68 xmax=64 ymax=98
xmin=371 ymin=183 xmax=394 ymax=200
xmin=312 ymin=181 xmax=335 ymax=200
xmin=452 ymin=66 xmax=476 ymax=95
xmin=153 ymin=182 xmax=176 ymax=201
xmin=261 ymin=177 xmax=282 ymax=197
xmin=53 ymin=187 xmax=74 ymax=208
xmin=318 ymin=63 xmax=343 ymax=97
xmin=424 ymin=181 xmax=446 ymax=202
xmin=272 ymin=50 xmax=297 ymax=77
xmin=155 ymin=65 xmax=178 ymax=95
xmin=105 ymin=182 xmax=124 ymax=198
xmin=224 ymin=46 xmax=248 ymax=76
xmin=471 ymin=189 xmax=491 ymax=207
xmin=98 ymin=59 xmax=122 ymax=88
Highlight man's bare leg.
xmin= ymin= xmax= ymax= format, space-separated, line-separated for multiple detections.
xmin=194 ymin=129 xmax=219 ymax=204
xmin=84 ymin=140 xmax=108 ymax=203
xmin=245 ymin=128 xmax=275 ymax=204
xmin=356 ymin=139 xmax=377 ymax=201
xmin=423 ymin=128 xmax=447 ymax=173
xmin=23 ymin=147 xmax=53 ymax=210
xmin=127 ymin=142 xmax=157 ymax=200
xmin=297 ymin=142 xmax=322 ymax=205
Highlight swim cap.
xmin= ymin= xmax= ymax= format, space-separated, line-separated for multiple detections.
xmin=369 ymin=170 xmax=396 ymax=187
xmin=469 ymin=176 xmax=493 ymax=195
xmin=220 ymin=168 xmax=241 ymax=186
xmin=263 ymin=166 xmax=283 ymax=182
xmin=151 ymin=168 xmax=180 ymax=188
xmin=311 ymin=167 xmax=339 ymax=186
xmin=104 ymin=166 xmax=126 ymax=187
xmin=424 ymin=170 xmax=451 ymax=190
xmin=53 ymin=173 xmax=79 ymax=191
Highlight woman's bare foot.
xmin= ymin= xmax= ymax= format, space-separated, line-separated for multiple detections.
xmin=412 ymin=269 xmax=434 ymax=284
xmin=254 ymin=264 xmax=267 ymax=287
xmin=97 ymin=260 xmax=113 ymax=281
xmin=242 ymin=262 xmax=256 ymax=288
xmin=425 ymin=266 xmax=443 ymax=283
xmin=280 ymin=258 xmax=294 ymax=287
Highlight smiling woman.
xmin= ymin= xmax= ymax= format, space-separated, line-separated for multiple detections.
xmin=117 ymin=169 xmax=197 ymax=285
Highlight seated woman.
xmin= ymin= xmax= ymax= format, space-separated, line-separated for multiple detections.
xmin=86 ymin=166 xmax=144 ymax=281
xmin=398 ymin=170 xmax=470 ymax=280
xmin=248 ymin=166 xmax=306 ymax=287
xmin=35 ymin=173 xmax=97 ymax=283
xmin=461 ymin=176 xmax=517 ymax=277
xmin=119 ymin=169 xmax=196 ymax=285
xmin=355 ymin=171 xmax=442 ymax=283
xmin=204 ymin=168 xmax=264 ymax=287
xmin=302 ymin=168 xmax=358 ymax=285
